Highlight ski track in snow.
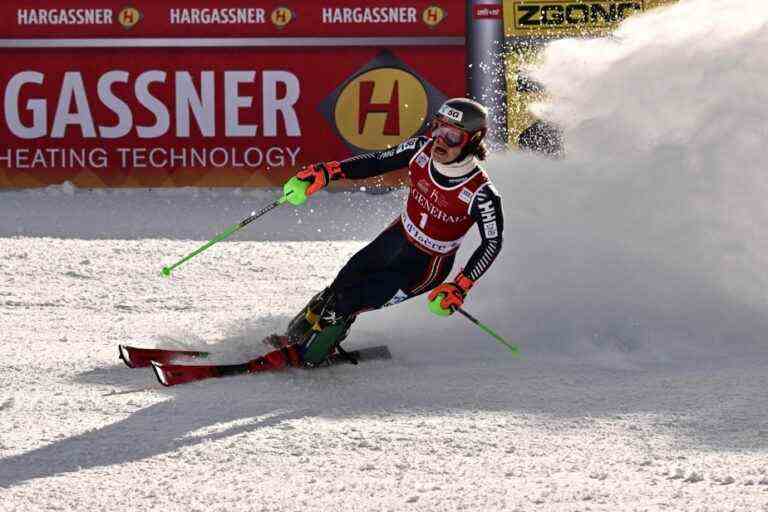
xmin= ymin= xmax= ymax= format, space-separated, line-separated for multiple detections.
xmin=3 ymin=0 xmax=768 ymax=509
xmin=1 ymin=233 xmax=767 ymax=511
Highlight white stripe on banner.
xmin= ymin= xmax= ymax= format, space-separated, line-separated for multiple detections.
xmin=0 ymin=37 xmax=465 ymax=48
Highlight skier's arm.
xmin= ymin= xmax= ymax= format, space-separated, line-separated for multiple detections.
xmin=462 ymin=183 xmax=504 ymax=282
xmin=283 ymin=137 xmax=428 ymax=205
xmin=428 ymin=183 xmax=504 ymax=315
xmin=336 ymin=137 xmax=427 ymax=179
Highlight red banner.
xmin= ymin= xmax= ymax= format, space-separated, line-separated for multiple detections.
xmin=1 ymin=0 xmax=463 ymax=38
xmin=0 ymin=44 xmax=465 ymax=187
xmin=0 ymin=1 xmax=466 ymax=187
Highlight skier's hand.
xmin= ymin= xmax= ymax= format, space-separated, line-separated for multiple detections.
xmin=284 ymin=161 xmax=343 ymax=206
xmin=428 ymin=273 xmax=474 ymax=317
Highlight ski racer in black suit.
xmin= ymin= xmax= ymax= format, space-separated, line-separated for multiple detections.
xmin=262 ymin=98 xmax=505 ymax=368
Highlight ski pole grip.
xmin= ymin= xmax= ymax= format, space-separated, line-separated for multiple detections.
xmin=428 ymin=293 xmax=452 ymax=317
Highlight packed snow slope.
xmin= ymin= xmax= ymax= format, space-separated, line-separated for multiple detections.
xmin=1 ymin=1 xmax=768 ymax=510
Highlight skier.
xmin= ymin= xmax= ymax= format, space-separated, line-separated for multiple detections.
xmin=264 ymin=98 xmax=504 ymax=367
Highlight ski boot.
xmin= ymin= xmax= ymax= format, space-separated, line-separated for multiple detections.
xmin=264 ymin=288 xmax=357 ymax=366
xmin=261 ymin=288 xmax=332 ymax=351
xmin=301 ymin=314 xmax=357 ymax=367
xmin=300 ymin=291 xmax=357 ymax=366
xmin=287 ymin=288 xmax=334 ymax=343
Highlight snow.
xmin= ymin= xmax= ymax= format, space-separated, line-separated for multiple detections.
xmin=2 ymin=0 xmax=768 ymax=509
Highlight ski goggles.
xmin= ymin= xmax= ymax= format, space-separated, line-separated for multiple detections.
xmin=430 ymin=119 xmax=471 ymax=148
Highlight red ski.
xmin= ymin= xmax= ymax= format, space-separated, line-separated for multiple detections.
xmin=152 ymin=345 xmax=392 ymax=387
xmin=118 ymin=345 xmax=209 ymax=369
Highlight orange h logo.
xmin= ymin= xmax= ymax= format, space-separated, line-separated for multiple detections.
xmin=121 ymin=10 xmax=134 ymax=24
xmin=422 ymin=5 xmax=445 ymax=26
xmin=271 ymin=7 xmax=292 ymax=27
xmin=118 ymin=7 xmax=141 ymax=29
xmin=358 ymin=81 xmax=400 ymax=136
xmin=328 ymin=59 xmax=429 ymax=151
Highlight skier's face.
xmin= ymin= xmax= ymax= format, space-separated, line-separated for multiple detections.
xmin=432 ymin=138 xmax=463 ymax=163
xmin=430 ymin=119 xmax=470 ymax=163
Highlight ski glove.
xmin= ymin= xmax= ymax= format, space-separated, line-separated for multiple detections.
xmin=284 ymin=161 xmax=343 ymax=206
xmin=428 ymin=273 xmax=474 ymax=317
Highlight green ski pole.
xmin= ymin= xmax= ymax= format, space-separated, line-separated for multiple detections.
xmin=455 ymin=306 xmax=520 ymax=356
xmin=161 ymin=194 xmax=290 ymax=277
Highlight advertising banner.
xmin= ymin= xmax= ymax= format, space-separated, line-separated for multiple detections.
xmin=0 ymin=1 xmax=466 ymax=188
xmin=503 ymin=0 xmax=674 ymax=38
xmin=1 ymin=1 xmax=463 ymax=39
xmin=501 ymin=0 xmax=677 ymax=152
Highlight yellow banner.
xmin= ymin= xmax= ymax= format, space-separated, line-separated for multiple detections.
xmin=505 ymin=48 xmax=546 ymax=151
xmin=504 ymin=0 xmax=675 ymax=38
xmin=503 ymin=0 xmax=677 ymax=150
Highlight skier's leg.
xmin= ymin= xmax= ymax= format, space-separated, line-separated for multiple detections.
xmin=280 ymin=289 xmax=359 ymax=365
xmin=330 ymin=222 xmax=403 ymax=294
xmin=281 ymin=223 xmax=402 ymax=345
xmin=296 ymin=274 xmax=401 ymax=365
xmin=286 ymin=224 xmax=453 ymax=366
xmin=299 ymin=252 xmax=450 ymax=365
xmin=285 ymin=224 xmax=407 ymax=364
xmin=402 ymin=252 xmax=455 ymax=299
xmin=330 ymin=248 xmax=456 ymax=314
xmin=328 ymin=223 xmax=414 ymax=318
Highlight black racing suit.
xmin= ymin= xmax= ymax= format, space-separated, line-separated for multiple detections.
xmin=294 ymin=137 xmax=504 ymax=363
